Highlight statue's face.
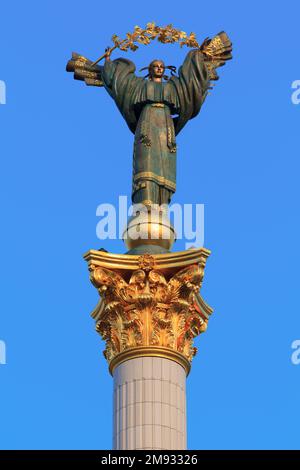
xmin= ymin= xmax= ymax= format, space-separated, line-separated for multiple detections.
xmin=149 ymin=60 xmax=165 ymax=79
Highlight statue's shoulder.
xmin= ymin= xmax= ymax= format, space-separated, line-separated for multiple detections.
xmin=112 ymin=57 xmax=137 ymax=73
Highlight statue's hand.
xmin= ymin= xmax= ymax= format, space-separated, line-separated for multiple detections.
xmin=199 ymin=38 xmax=213 ymax=61
xmin=200 ymin=37 xmax=211 ymax=52
xmin=105 ymin=47 xmax=111 ymax=61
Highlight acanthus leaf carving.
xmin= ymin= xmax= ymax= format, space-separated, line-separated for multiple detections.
xmin=90 ymin=261 xmax=208 ymax=365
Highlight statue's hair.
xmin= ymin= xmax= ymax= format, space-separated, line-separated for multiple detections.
xmin=139 ymin=60 xmax=177 ymax=80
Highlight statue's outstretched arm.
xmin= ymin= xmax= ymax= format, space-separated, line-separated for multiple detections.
xmin=66 ymin=51 xmax=138 ymax=89
xmin=199 ymin=31 xmax=232 ymax=81
xmin=66 ymin=52 xmax=104 ymax=87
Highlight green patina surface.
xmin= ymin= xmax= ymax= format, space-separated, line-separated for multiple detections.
xmin=101 ymin=50 xmax=209 ymax=205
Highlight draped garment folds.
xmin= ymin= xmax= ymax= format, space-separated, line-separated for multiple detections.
xmin=101 ymin=50 xmax=209 ymax=205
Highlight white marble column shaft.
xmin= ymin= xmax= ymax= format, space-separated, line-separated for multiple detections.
xmin=113 ymin=356 xmax=187 ymax=450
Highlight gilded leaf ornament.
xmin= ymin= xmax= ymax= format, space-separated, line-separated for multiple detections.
xmin=90 ymin=260 xmax=208 ymax=364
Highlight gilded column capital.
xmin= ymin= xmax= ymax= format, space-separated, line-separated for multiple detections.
xmin=84 ymin=249 xmax=213 ymax=375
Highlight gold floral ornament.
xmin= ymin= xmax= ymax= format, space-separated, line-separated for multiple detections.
xmin=90 ymin=261 xmax=209 ymax=366
xmin=100 ymin=23 xmax=190 ymax=59
xmin=138 ymin=254 xmax=156 ymax=271
xmin=90 ymin=23 xmax=232 ymax=81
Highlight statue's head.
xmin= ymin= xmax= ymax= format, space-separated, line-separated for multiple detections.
xmin=140 ymin=61 xmax=177 ymax=81
xmin=148 ymin=59 xmax=165 ymax=81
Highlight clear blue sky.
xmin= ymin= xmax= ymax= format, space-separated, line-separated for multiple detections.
xmin=1 ymin=0 xmax=299 ymax=450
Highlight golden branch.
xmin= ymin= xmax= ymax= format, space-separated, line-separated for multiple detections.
xmin=91 ymin=22 xmax=202 ymax=66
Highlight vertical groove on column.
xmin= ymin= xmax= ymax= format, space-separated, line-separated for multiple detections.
xmin=113 ymin=357 xmax=187 ymax=450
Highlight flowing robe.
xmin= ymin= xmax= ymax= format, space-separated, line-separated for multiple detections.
xmin=101 ymin=50 xmax=209 ymax=205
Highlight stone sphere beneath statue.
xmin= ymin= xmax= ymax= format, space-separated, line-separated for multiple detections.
xmin=122 ymin=206 xmax=176 ymax=251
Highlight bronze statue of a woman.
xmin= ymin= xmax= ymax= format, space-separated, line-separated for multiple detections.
xmin=67 ymin=31 xmax=232 ymax=207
